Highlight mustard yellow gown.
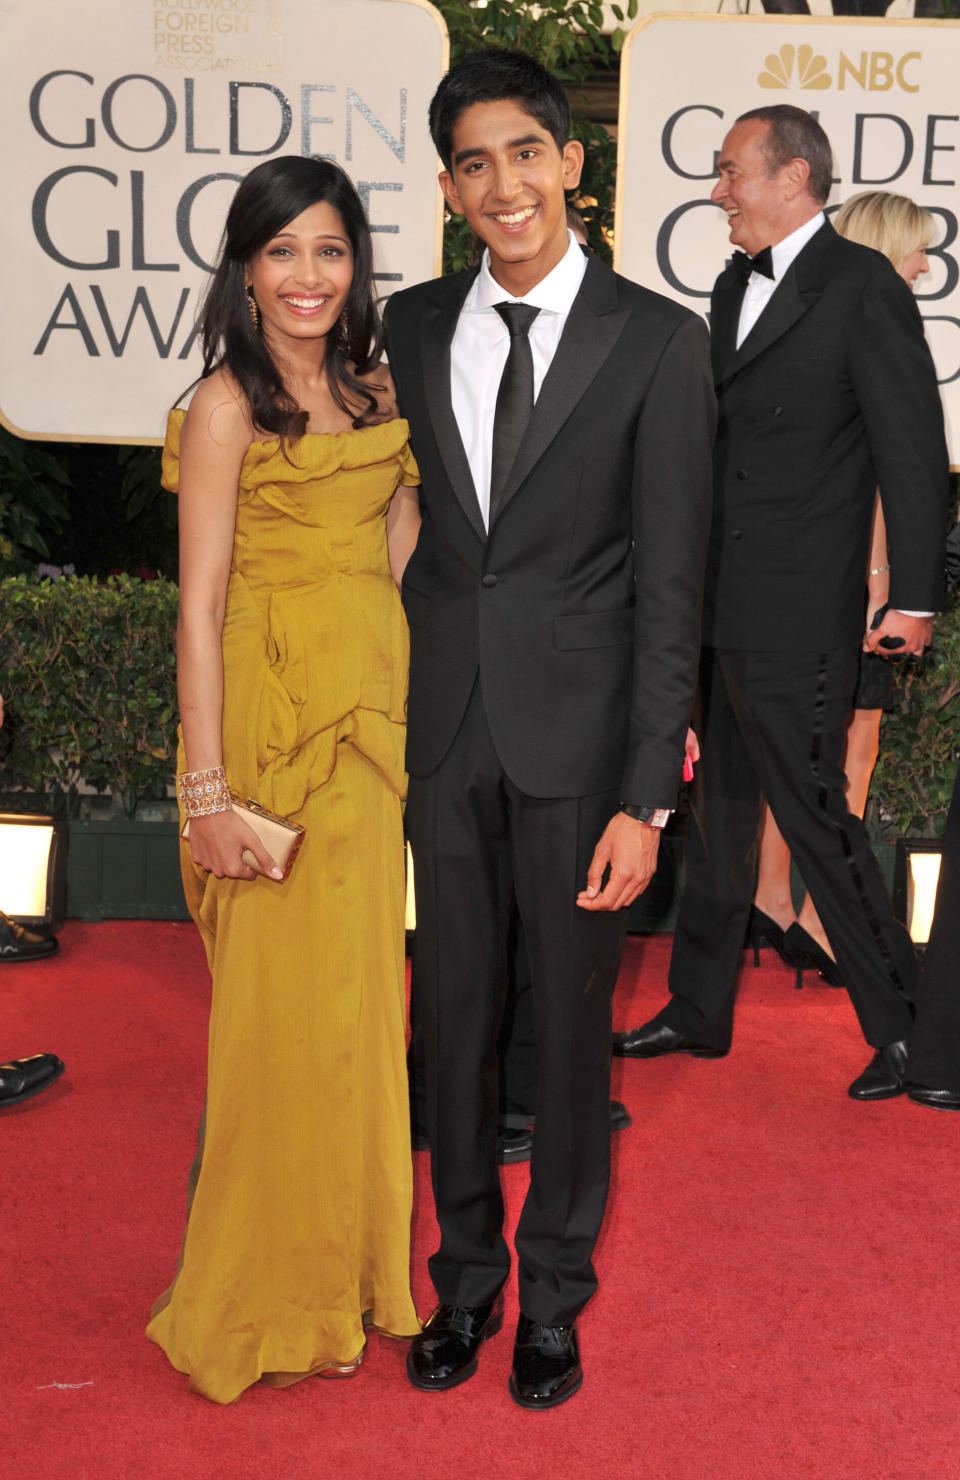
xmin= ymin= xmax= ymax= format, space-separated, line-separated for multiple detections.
xmin=147 ymin=412 xmax=420 ymax=1404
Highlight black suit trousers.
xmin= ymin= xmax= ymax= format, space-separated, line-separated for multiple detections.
xmin=666 ymin=647 xmax=916 ymax=1048
xmin=405 ymin=682 xmax=625 ymax=1326
xmin=408 ymin=911 xmax=540 ymax=1132
xmin=908 ymin=761 xmax=960 ymax=1089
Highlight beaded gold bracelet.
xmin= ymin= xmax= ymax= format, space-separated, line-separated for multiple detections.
xmin=178 ymin=764 xmax=231 ymax=818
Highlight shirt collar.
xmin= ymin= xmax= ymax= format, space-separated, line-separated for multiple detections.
xmin=470 ymin=230 xmax=587 ymax=315
xmin=770 ymin=211 xmax=826 ymax=281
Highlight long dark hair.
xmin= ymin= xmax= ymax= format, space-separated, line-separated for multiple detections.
xmin=198 ymin=156 xmax=384 ymax=438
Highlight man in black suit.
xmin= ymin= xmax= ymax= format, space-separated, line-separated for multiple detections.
xmin=615 ymin=106 xmax=949 ymax=1098
xmin=384 ymin=49 xmax=715 ymax=1408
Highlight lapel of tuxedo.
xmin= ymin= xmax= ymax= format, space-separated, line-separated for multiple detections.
xmin=491 ymin=256 xmax=629 ymax=527
xmin=715 ymin=220 xmax=833 ymax=390
xmin=419 ymin=266 xmax=486 ymax=543
xmin=710 ymin=266 xmax=743 ymax=386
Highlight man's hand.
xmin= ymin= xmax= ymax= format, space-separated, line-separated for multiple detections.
xmin=576 ymin=812 xmax=661 ymax=912
xmin=863 ymin=609 xmax=933 ymax=660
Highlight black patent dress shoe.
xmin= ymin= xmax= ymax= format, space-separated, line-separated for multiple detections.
xmin=907 ymin=1082 xmax=960 ymax=1111
xmin=0 ymin=1053 xmax=65 ymax=1107
xmin=612 ymin=1020 xmax=728 ymax=1059
xmin=848 ymin=1040 xmax=909 ymax=1100
xmin=406 ymin=1296 xmax=504 ymax=1391
xmin=0 ymin=912 xmax=59 ymax=964
xmin=509 ymin=1314 xmax=582 ymax=1410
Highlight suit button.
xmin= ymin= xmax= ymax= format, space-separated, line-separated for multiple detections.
xmin=772 ymin=405 xmax=783 ymax=416
xmin=736 ymin=468 xmax=747 ymax=480
xmin=482 ymin=574 xmax=499 ymax=588
xmin=730 ymin=529 xmax=743 ymax=540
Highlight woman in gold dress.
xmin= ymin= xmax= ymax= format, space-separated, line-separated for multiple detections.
xmin=147 ymin=156 xmax=421 ymax=1404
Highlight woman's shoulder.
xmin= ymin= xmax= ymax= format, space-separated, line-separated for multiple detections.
xmin=162 ymin=371 xmax=255 ymax=493
xmin=182 ymin=369 xmax=254 ymax=448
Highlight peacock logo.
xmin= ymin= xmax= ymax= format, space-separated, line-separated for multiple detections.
xmin=758 ymin=44 xmax=831 ymax=90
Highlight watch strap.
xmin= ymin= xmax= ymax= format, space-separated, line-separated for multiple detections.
xmin=620 ymin=804 xmax=672 ymax=828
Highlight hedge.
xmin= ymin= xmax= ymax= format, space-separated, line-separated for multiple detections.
xmin=0 ymin=574 xmax=178 ymax=816
xmin=1 ymin=574 xmax=958 ymax=833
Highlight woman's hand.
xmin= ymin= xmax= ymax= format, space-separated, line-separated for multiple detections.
xmin=187 ymin=810 xmax=282 ymax=881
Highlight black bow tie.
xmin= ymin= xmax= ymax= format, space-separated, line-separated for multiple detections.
xmin=733 ymin=246 xmax=774 ymax=284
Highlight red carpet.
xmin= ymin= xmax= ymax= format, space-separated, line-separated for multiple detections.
xmin=3 ymin=922 xmax=958 ymax=1479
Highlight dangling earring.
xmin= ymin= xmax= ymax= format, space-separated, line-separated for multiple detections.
xmin=337 ymin=309 xmax=349 ymax=353
xmin=246 ymin=285 xmax=259 ymax=331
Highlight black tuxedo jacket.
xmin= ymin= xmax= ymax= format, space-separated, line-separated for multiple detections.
xmin=704 ymin=220 xmax=949 ymax=652
xmin=384 ymin=254 xmax=716 ymax=807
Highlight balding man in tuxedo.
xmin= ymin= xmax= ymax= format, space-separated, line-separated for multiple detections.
xmin=615 ymin=106 xmax=949 ymax=1099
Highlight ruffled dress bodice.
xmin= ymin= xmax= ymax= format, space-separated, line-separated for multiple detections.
xmin=163 ymin=411 xmax=418 ymax=819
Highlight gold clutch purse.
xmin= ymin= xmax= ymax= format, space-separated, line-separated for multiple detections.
xmin=181 ymin=792 xmax=306 ymax=881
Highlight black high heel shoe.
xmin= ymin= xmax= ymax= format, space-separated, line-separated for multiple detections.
xmin=782 ymin=923 xmax=844 ymax=989
xmin=745 ymin=907 xmax=803 ymax=969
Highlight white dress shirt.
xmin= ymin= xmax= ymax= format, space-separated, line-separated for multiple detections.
xmin=450 ymin=231 xmax=588 ymax=530
xmin=735 ymin=211 xmax=825 ymax=349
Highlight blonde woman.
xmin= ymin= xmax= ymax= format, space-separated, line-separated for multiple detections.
xmin=750 ymin=190 xmax=937 ymax=981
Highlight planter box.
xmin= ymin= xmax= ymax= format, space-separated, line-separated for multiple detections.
xmin=58 ymin=813 xmax=898 ymax=931
xmin=67 ymin=815 xmax=188 ymax=922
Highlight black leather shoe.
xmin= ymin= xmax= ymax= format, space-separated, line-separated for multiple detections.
xmin=498 ymin=1126 xmax=534 ymax=1163
xmin=509 ymin=1314 xmax=582 ymax=1410
xmin=406 ymin=1296 xmax=504 ymax=1391
xmin=848 ymin=1040 xmax=909 ymax=1100
xmin=0 ymin=912 xmax=59 ymax=964
xmin=411 ymin=1122 xmax=535 ymax=1163
xmin=415 ymin=1099 xmax=632 ymax=1163
xmin=613 ymin=1020 xmax=728 ymax=1059
xmin=501 ymin=1100 xmax=632 ymax=1162
xmin=907 ymin=1082 xmax=960 ymax=1111
xmin=0 ymin=1053 xmax=65 ymax=1107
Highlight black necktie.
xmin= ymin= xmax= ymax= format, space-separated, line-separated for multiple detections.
xmin=490 ymin=302 xmax=541 ymax=520
xmin=732 ymin=246 xmax=774 ymax=284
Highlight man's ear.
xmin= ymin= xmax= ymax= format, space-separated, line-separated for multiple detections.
xmin=561 ymin=139 xmax=585 ymax=192
xmin=783 ymin=155 xmax=811 ymax=201
xmin=439 ymin=169 xmax=464 ymax=217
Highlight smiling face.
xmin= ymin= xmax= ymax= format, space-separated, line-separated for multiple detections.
xmin=899 ymin=244 xmax=930 ymax=288
xmin=711 ymin=119 xmax=799 ymax=257
xmin=439 ymin=98 xmax=583 ymax=296
xmin=244 ymin=199 xmax=353 ymax=354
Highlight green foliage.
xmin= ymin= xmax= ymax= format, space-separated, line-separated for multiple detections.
xmin=0 ymin=427 xmax=71 ymax=573
xmin=0 ymin=574 xmax=178 ymax=817
xmin=870 ymin=590 xmax=960 ymax=837
xmin=118 ymin=445 xmax=170 ymax=525
xmin=433 ymin=0 xmax=630 ymax=271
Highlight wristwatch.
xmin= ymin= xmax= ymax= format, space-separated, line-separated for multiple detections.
xmin=620 ymin=804 xmax=672 ymax=829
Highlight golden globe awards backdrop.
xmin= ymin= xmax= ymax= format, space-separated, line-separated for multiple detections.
xmin=0 ymin=0 xmax=446 ymax=443
xmin=616 ymin=16 xmax=960 ymax=462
